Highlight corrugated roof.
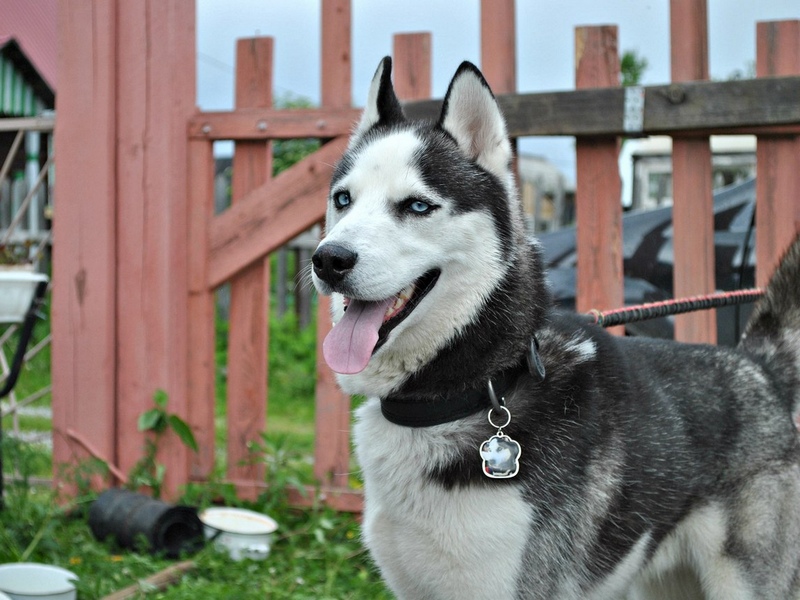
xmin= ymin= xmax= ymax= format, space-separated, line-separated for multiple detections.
xmin=0 ymin=0 xmax=57 ymax=90
xmin=0 ymin=38 xmax=54 ymax=113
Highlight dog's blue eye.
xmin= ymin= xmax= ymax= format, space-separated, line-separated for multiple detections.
xmin=333 ymin=191 xmax=351 ymax=209
xmin=407 ymin=199 xmax=433 ymax=215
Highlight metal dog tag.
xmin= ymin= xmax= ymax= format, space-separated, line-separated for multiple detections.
xmin=480 ymin=433 xmax=521 ymax=479
xmin=480 ymin=405 xmax=521 ymax=479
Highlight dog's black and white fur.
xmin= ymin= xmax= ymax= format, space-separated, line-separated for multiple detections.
xmin=311 ymin=57 xmax=800 ymax=599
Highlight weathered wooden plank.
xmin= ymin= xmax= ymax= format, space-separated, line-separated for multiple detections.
xmin=671 ymin=140 xmax=715 ymax=343
xmin=480 ymin=0 xmax=519 ymax=185
xmin=393 ymin=33 xmax=432 ymax=101
xmin=756 ymin=20 xmax=800 ymax=287
xmin=187 ymin=107 xmax=360 ymax=140
xmin=52 ymin=0 xmax=118 ymax=493
xmin=321 ymin=0 xmax=351 ymax=112
xmin=574 ymin=26 xmax=624 ymax=338
xmin=191 ymin=76 xmax=800 ymax=141
xmin=114 ymin=0 xmax=196 ymax=499
xmin=404 ymin=76 xmax=800 ymax=137
xmin=480 ymin=0 xmax=516 ymax=94
xmin=670 ymin=0 xmax=716 ymax=344
xmin=226 ymin=37 xmax=273 ymax=491
xmin=208 ymin=137 xmax=347 ymax=289
xmin=186 ymin=138 xmax=217 ymax=480
xmin=161 ymin=0 xmax=197 ymax=493
xmin=314 ymin=0 xmax=352 ymax=489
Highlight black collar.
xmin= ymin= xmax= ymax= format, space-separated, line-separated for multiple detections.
xmin=380 ymin=337 xmax=545 ymax=428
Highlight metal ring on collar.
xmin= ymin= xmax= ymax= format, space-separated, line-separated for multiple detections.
xmin=487 ymin=405 xmax=512 ymax=430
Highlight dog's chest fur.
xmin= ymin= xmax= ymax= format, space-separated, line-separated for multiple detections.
xmin=354 ymin=399 xmax=535 ymax=599
xmin=354 ymin=396 xmax=674 ymax=600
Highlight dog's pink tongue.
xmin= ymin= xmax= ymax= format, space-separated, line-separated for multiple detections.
xmin=323 ymin=298 xmax=394 ymax=374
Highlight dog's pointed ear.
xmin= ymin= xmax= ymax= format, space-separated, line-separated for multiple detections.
xmin=438 ymin=62 xmax=512 ymax=180
xmin=351 ymin=56 xmax=404 ymax=144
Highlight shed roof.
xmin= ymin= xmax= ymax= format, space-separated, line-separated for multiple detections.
xmin=1 ymin=38 xmax=54 ymax=114
xmin=0 ymin=0 xmax=57 ymax=90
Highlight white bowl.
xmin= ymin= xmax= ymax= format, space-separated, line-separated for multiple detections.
xmin=0 ymin=269 xmax=48 ymax=323
xmin=199 ymin=507 xmax=278 ymax=561
xmin=0 ymin=563 xmax=78 ymax=600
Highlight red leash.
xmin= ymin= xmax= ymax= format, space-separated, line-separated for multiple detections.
xmin=588 ymin=288 xmax=765 ymax=328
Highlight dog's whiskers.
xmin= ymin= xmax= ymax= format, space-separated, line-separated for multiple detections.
xmin=296 ymin=262 xmax=316 ymax=292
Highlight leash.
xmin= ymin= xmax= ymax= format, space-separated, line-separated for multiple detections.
xmin=587 ymin=288 xmax=764 ymax=328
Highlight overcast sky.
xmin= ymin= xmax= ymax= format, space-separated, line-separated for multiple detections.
xmin=196 ymin=0 xmax=799 ymax=180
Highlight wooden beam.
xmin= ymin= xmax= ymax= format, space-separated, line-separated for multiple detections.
xmin=404 ymin=76 xmax=800 ymax=137
xmin=480 ymin=0 xmax=519 ymax=187
xmin=321 ymin=0 xmax=351 ymax=110
xmin=111 ymin=0 xmax=197 ymax=499
xmin=574 ymin=26 xmax=623 ymax=337
xmin=52 ymin=0 xmax=118 ymax=494
xmin=756 ymin=20 xmax=800 ymax=287
xmin=190 ymin=76 xmax=800 ymax=142
xmin=480 ymin=0 xmax=516 ymax=94
xmin=186 ymin=137 xmax=217 ymax=480
xmin=393 ymin=33 xmax=432 ymax=101
xmin=225 ymin=37 xmax=273 ymax=492
xmin=207 ymin=137 xmax=346 ymax=289
xmin=314 ymin=0 xmax=352 ymax=490
xmin=670 ymin=0 xmax=715 ymax=344
xmin=187 ymin=107 xmax=360 ymax=140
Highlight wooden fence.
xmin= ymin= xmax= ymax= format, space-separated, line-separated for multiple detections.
xmin=52 ymin=0 xmax=800 ymax=509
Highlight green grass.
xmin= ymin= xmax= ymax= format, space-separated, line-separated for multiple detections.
xmin=2 ymin=413 xmax=52 ymax=432
xmin=0 ymin=476 xmax=391 ymax=599
xmin=1 ymin=416 xmax=389 ymax=598
xmin=0 ymin=286 xmax=392 ymax=598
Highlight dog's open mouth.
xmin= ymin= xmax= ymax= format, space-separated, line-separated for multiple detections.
xmin=322 ymin=270 xmax=440 ymax=374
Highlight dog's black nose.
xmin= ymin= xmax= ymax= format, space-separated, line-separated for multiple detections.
xmin=312 ymin=243 xmax=358 ymax=286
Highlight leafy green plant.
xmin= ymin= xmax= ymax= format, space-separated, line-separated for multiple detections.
xmin=1 ymin=435 xmax=51 ymax=489
xmin=127 ymin=389 xmax=198 ymax=498
xmin=272 ymin=93 xmax=321 ymax=177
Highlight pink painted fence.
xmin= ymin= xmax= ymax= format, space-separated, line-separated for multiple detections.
xmin=52 ymin=0 xmax=800 ymax=510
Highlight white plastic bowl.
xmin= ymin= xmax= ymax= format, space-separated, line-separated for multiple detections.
xmin=0 ymin=269 xmax=48 ymax=324
xmin=0 ymin=563 xmax=78 ymax=600
xmin=199 ymin=507 xmax=278 ymax=561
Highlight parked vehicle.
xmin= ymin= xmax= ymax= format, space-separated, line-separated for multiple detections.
xmin=537 ymin=178 xmax=757 ymax=345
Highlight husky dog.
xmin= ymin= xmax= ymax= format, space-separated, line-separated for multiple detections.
xmin=311 ymin=57 xmax=800 ymax=600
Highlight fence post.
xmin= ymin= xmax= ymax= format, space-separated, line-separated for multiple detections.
xmin=755 ymin=20 xmax=800 ymax=287
xmin=226 ymin=37 xmax=274 ymax=493
xmin=393 ymin=33 xmax=432 ymax=101
xmin=480 ymin=0 xmax=520 ymax=189
xmin=186 ymin=139 xmax=217 ymax=481
xmin=113 ymin=0 xmax=197 ymax=497
xmin=314 ymin=0 xmax=352 ymax=489
xmin=52 ymin=0 xmax=118 ymax=493
xmin=480 ymin=0 xmax=516 ymax=95
xmin=670 ymin=0 xmax=716 ymax=344
xmin=574 ymin=26 xmax=624 ymax=334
